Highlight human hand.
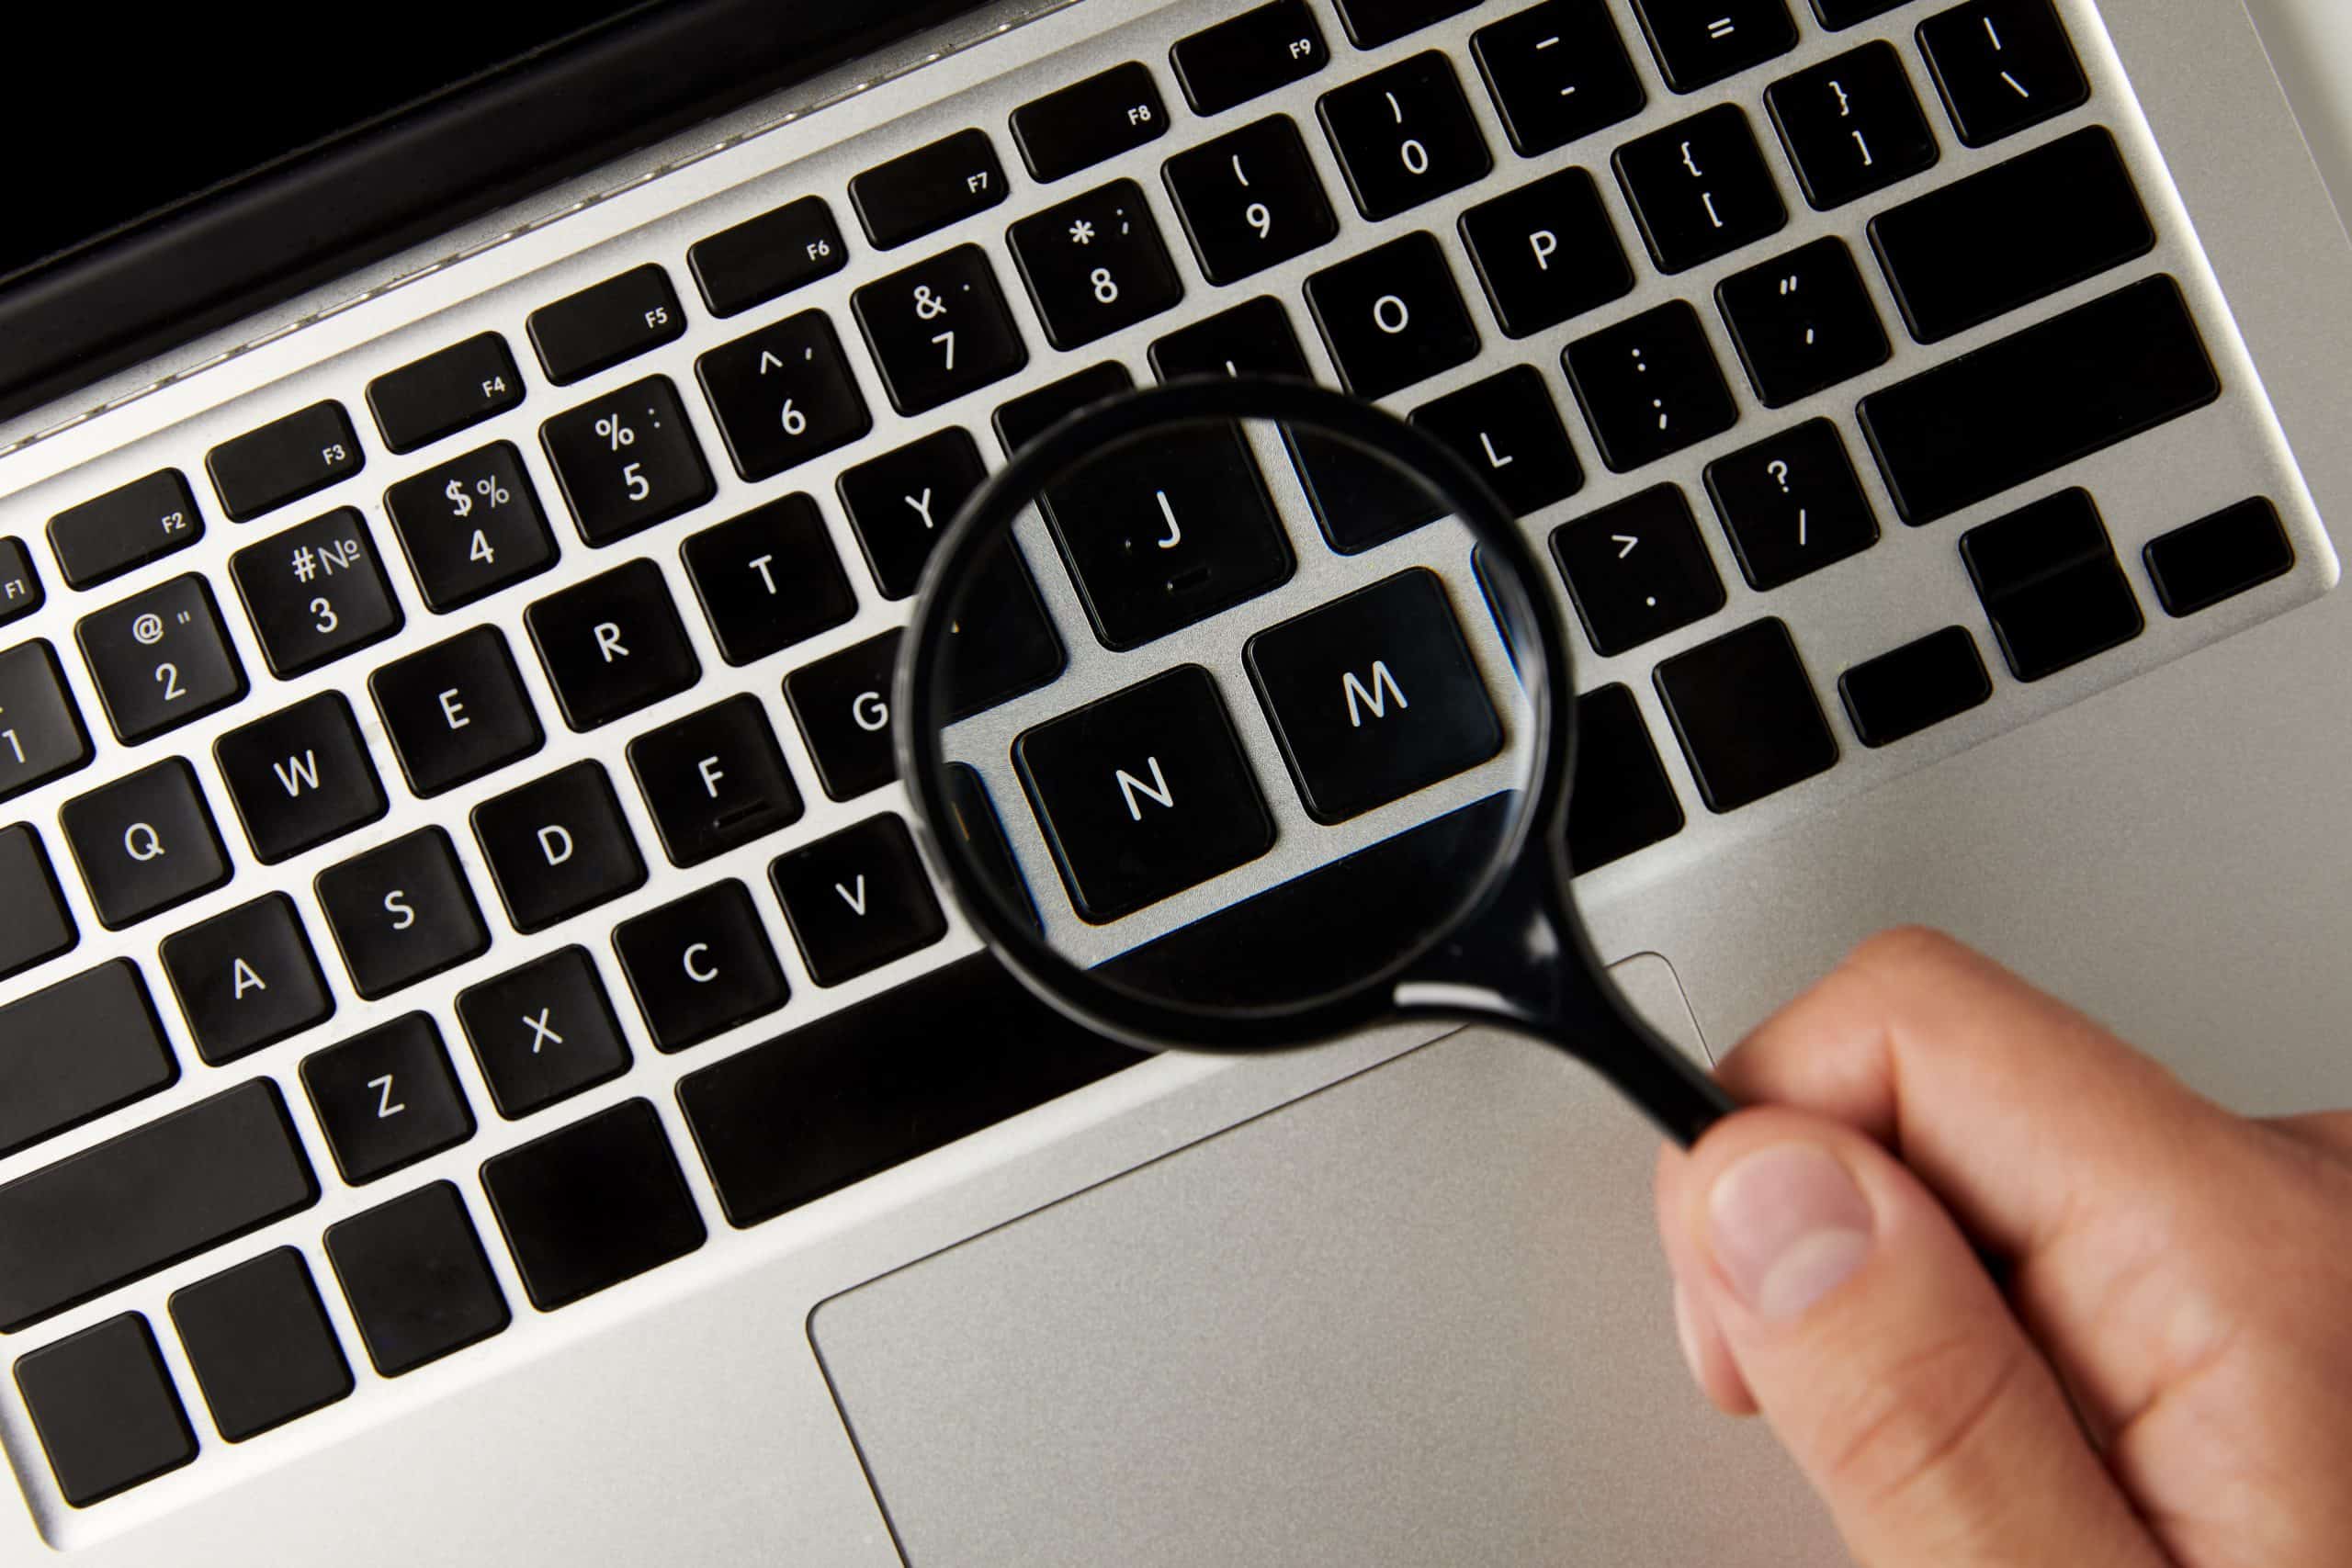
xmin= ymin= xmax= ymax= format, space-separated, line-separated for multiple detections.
xmin=1653 ymin=928 xmax=2352 ymax=1568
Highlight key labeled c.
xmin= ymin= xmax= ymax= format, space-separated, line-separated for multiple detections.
xmin=683 ymin=942 xmax=718 ymax=983
xmin=122 ymin=822 xmax=166 ymax=862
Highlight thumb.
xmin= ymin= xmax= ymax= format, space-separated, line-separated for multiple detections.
xmin=1658 ymin=1109 xmax=2165 ymax=1568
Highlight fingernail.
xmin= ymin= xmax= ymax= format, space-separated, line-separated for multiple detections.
xmin=1707 ymin=1144 xmax=1874 ymax=1322
xmin=1671 ymin=1280 xmax=1707 ymax=1389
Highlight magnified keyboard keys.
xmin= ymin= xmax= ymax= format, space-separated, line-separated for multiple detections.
xmin=0 ymin=537 xmax=40 ymax=626
xmin=1870 ymin=127 xmax=2151 ymax=344
xmin=207 ymin=401 xmax=363 ymax=524
xmin=2143 ymin=497 xmax=2295 ymax=617
xmin=1009 ymin=179 xmax=1185 ymax=349
xmin=383 ymin=442 xmax=560 ymax=612
xmin=1766 ymin=40 xmax=1940 ymax=210
xmin=1305 ymin=231 xmax=1481 ymax=398
xmin=230 ymin=509 xmax=403 ymax=678
xmin=526 ymin=558 xmax=701 ymax=731
xmin=1471 ymin=1 xmax=1648 ymax=156
xmin=1408 ymin=366 xmax=1585 ymax=518
xmin=1917 ymin=0 xmax=2088 ymax=147
xmin=1960 ymin=487 xmax=2142 ymax=680
xmin=160 ymin=893 xmax=334 ymax=1066
xmin=612 ymin=878 xmax=789 ymax=1052
xmin=48 ymin=469 xmax=203 ymax=589
xmin=1246 ymin=569 xmax=1503 ymax=825
xmin=527 ymin=264 xmax=685 ymax=386
xmin=458 ymin=946 xmax=633 ymax=1119
xmin=851 ymin=129 xmax=1009 ymax=251
xmin=1318 ymin=52 xmax=1491 ymax=221
xmin=472 ymin=761 xmax=646 ymax=933
xmin=1630 ymin=0 xmax=1798 ymax=92
xmin=1613 ymin=105 xmax=1788 ymax=274
xmin=314 ymin=827 xmax=489 ymax=999
xmin=695 ymin=310 xmax=871 ymax=480
xmin=61 ymin=758 xmax=232 ymax=930
xmin=1014 ymin=664 xmax=1275 ymax=924
xmin=369 ymin=626 xmax=543 ymax=796
xmin=1838 ymin=625 xmax=1993 ymax=747
xmin=1654 ymin=617 xmax=1839 ymax=812
xmin=770 ymin=813 xmax=946 ymax=986
xmin=77 ymin=574 xmax=246 ymax=745
xmin=1012 ymin=62 xmax=1170 ymax=183
xmin=681 ymin=492 xmax=857 ymax=660
xmin=1162 ymin=116 xmax=1340 ymax=286
xmin=1550 ymin=485 xmax=1726 ymax=656
xmin=629 ymin=695 xmax=805 ymax=868
xmin=0 ymin=1078 xmax=317 ymax=1334
xmin=1566 ymin=683 xmax=1685 ymax=874
xmin=1858 ymin=276 xmax=2219 ymax=525
xmin=1563 ymin=301 xmax=1739 ymax=472
xmin=0 ymin=639 xmax=92 ymax=805
xmin=325 ymin=1181 xmax=507 ymax=1377
xmin=366 ymin=332 xmax=524 ymax=454
xmin=14 ymin=1314 xmax=196 ymax=1507
xmin=1332 ymin=0 xmax=1477 ymax=48
xmin=1458 ymin=168 xmax=1636 ymax=338
xmin=1038 ymin=420 xmax=1293 ymax=650
xmin=541 ymin=377 xmax=715 ymax=547
xmin=482 ymin=1099 xmax=706 ymax=1311
xmin=214 ymin=693 xmax=387 ymax=864
xmin=0 ymin=823 xmax=74 ymax=981
xmin=688 ymin=196 xmax=847 ymax=318
xmin=853 ymin=245 xmax=1030 ymax=415
xmin=1715 ymin=238 xmax=1891 ymax=407
xmin=169 ymin=1249 xmax=353 ymax=1443
xmin=837 ymin=428 xmax=989 ymax=601
xmin=0 ymin=958 xmax=174 ymax=1159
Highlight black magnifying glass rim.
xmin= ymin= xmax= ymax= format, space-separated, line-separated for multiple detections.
xmin=896 ymin=375 xmax=1585 ymax=1055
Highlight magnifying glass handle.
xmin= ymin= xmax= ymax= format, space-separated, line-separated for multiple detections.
xmin=1558 ymin=970 xmax=1739 ymax=1149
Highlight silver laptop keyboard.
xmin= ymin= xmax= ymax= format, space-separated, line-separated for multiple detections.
xmin=0 ymin=0 xmax=2335 ymax=1532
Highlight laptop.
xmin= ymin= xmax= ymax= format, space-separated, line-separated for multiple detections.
xmin=3 ymin=0 xmax=2348 ymax=1561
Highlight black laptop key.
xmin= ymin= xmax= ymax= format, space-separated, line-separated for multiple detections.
xmin=1171 ymin=1 xmax=1329 ymax=116
xmin=785 ymin=631 xmax=902 ymax=800
xmin=483 ymin=1099 xmax=706 ymax=1312
xmin=1655 ymin=617 xmax=1839 ymax=812
xmin=214 ymin=692 xmax=386 ymax=863
xmin=1767 ymin=40 xmax=1940 ymax=210
xmin=61 ymin=758 xmax=230 ymax=929
xmin=314 ymin=827 xmax=489 ymax=999
xmin=1012 ymin=62 xmax=1170 ymax=183
xmin=1838 ymin=625 xmax=1994 ymax=747
xmin=0 ymin=639 xmax=92 ymax=805
xmin=1246 ymin=568 xmax=1503 ymax=825
xmin=370 ymin=625 xmax=542 ymax=796
xmin=207 ymin=401 xmax=363 ymax=523
xmin=1563 ymin=300 xmax=1739 ymax=472
xmin=0 ymin=824 xmax=74 ymax=981
xmin=540 ymin=376 xmax=715 ymax=547
xmin=324 ymin=1181 xmax=508 ymax=1377
xmin=383 ymin=441 xmax=560 ymax=612
xmin=1458 ymin=168 xmax=1635 ymax=338
xmin=458 ymin=945 xmax=632 ymax=1118
xmin=1613 ymin=105 xmax=1788 ymax=273
xmin=629 ymin=694 xmax=806 ymax=868
xmin=1014 ymin=664 xmax=1275 ymax=923
xmin=1550 ymin=485 xmax=1726 ymax=656
xmin=14 ymin=1314 xmax=195 ymax=1506
xmin=1715 ymin=238 xmax=1892 ymax=407
xmin=682 ymin=492 xmax=857 ymax=660
xmin=160 ymin=893 xmax=333 ymax=1066
xmin=853 ymin=244 xmax=1030 ymax=415
xmin=472 ymin=761 xmax=646 ymax=933
xmin=1704 ymin=419 xmax=1880 ymax=590
xmin=1150 ymin=296 xmax=1314 ymax=381
xmin=1632 ymin=0 xmax=1798 ymax=91
xmin=1917 ymin=0 xmax=2087 ymax=147
xmin=688 ymin=195 xmax=847 ymax=318
xmin=0 ymin=1078 xmax=317 ymax=1334
xmin=48 ymin=468 xmax=203 ymax=589
xmin=612 ymin=878 xmax=789 ymax=1052
xmin=1811 ymin=0 xmax=1908 ymax=24
xmin=0 ymin=957 xmax=174 ymax=1159
xmin=301 ymin=1012 xmax=474 ymax=1185
xmin=770 ymin=813 xmax=947 ymax=986
xmin=1961 ymin=488 xmax=2143 ymax=680
xmin=526 ymin=558 xmax=700 ymax=731
xmin=995 ymin=361 xmax=1137 ymax=457
xmin=1039 ymin=418 xmax=1293 ymax=649
xmin=838 ymin=428 xmax=989 ymax=600
xmin=1471 ymin=0 xmax=1647 ymax=156
xmin=852 ymin=129 xmax=1008 ymax=250
xmin=527 ymin=263 xmax=685 ymax=386
xmin=679 ymin=952 xmax=1138 ymax=1227
xmin=695 ymin=310 xmax=872 ymax=481
xmin=1162 ymin=116 xmax=1340 ymax=286
xmin=2144 ymin=498 xmax=2295 ymax=617
xmin=1566 ymin=683 xmax=1685 ymax=874
xmin=1289 ymin=431 xmax=1444 ymax=555
xmin=169 ymin=1249 xmax=352 ymax=1443
xmin=77 ymin=573 xmax=245 ymax=744
xmin=1860 ymin=276 xmax=2219 ymax=525
xmin=1305 ymin=231 xmax=1481 ymax=398
xmin=230 ymin=508 xmax=402 ymax=677
xmin=1871 ymin=127 xmax=2152 ymax=344
xmin=1332 ymin=0 xmax=1477 ymax=48
xmin=1318 ymin=52 xmax=1492 ymax=221
xmin=366 ymin=332 xmax=524 ymax=454
xmin=1010 ymin=178 xmax=1185 ymax=350
xmin=0 ymin=537 xmax=39 ymax=626
xmin=1408 ymin=366 xmax=1584 ymax=517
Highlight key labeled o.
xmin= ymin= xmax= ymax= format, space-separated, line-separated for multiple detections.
xmin=1372 ymin=295 xmax=1411 ymax=335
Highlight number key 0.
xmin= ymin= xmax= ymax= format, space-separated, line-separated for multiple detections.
xmin=538 ymin=377 xmax=716 ymax=547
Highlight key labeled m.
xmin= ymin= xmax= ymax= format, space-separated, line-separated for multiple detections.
xmin=1341 ymin=661 xmax=1408 ymax=728
xmin=272 ymin=750 xmax=321 ymax=796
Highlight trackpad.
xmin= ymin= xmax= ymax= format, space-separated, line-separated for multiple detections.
xmin=811 ymin=1030 xmax=1832 ymax=1566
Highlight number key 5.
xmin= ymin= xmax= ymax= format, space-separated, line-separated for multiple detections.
xmin=539 ymin=376 xmax=716 ymax=547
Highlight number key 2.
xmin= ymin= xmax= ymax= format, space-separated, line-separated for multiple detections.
xmin=74 ymin=575 xmax=247 ymax=745
xmin=851 ymin=244 xmax=1030 ymax=416
xmin=539 ymin=377 xmax=716 ymax=547
xmin=1008 ymin=178 xmax=1185 ymax=350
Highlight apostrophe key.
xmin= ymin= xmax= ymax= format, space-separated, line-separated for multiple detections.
xmin=1715 ymin=238 xmax=1891 ymax=407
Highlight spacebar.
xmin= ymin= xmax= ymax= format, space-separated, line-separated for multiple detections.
xmin=0 ymin=1081 xmax=318 ymax=1333
xmin=1858 ymin=275 xmax=2221 ymax=525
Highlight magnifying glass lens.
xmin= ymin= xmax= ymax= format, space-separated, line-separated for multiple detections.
xmin=910 ymin=399 xmax=1552 ymax=1046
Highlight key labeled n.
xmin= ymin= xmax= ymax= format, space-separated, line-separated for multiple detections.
xmin=1114 ymin=756 xmax=1174 ymax=822
xmin=272 ymin=749 xmax=322 ymax=796
xmin=1341 ymin=661 xmax=1408 ymax=728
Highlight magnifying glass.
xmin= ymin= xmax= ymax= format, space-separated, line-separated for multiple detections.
xmin=896 ymin=376 xmax=1736 ymax=1147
